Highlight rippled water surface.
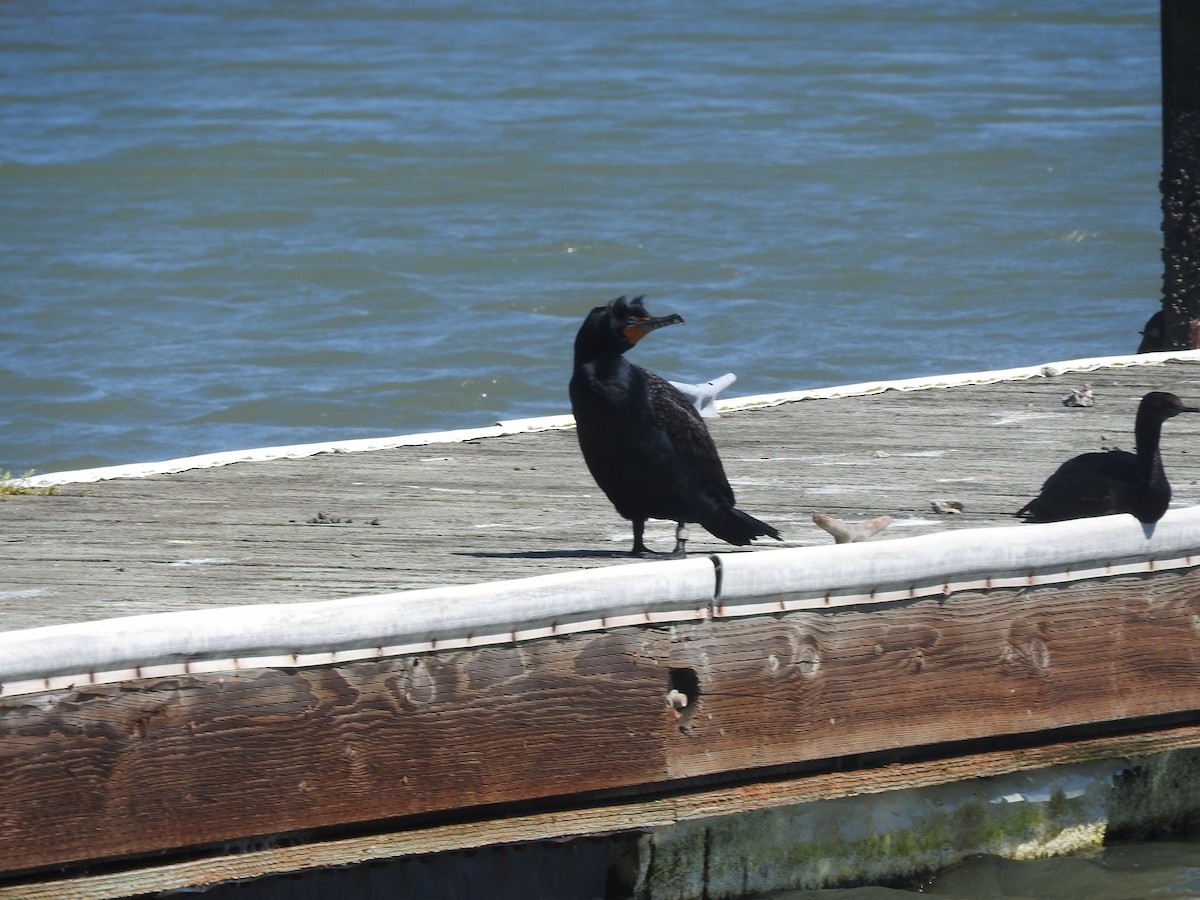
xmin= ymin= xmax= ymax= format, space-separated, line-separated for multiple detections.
xmin=0 ymin=0 xmax=1161 ymax=473
xmin=1 ymin=3 xmax=1187 ymax=895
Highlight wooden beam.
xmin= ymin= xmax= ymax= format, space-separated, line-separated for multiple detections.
xmin=8 ymin=720 xmax=1200 ymax=900
xmin=668 ymin=571 xmax=1200 ymax=777
xmin=3 ymin=569 xmax=1200 ymax=879
xmin=0 ymin=629 xmax=672 ymax=874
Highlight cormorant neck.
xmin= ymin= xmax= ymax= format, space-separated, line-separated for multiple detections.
xmin=573 ymin=324 xmax=628 ymax=367
xmin=1133 ymin=415 xmax=1165 ymax=484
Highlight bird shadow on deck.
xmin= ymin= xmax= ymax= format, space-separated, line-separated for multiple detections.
xmin=457 ymin=549 xmax=632 ymax=561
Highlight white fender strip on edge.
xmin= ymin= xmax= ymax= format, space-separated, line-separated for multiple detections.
xmin=18 ymin=349 xmax=1200 ymax=487
xmin=3 ymin=510 xmax=1200 ymax=697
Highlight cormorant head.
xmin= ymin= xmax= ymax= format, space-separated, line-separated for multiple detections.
xmin=573 ymin=295 xmax=684 ymax=363
xmin=1139 ymin=391 xmax=1200 ymax=423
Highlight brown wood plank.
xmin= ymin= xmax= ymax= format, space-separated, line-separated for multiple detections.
xmin=0 ymin=629 xmax=672 ymax=873
xmin=667 ymin=569 xmax=1200 ymax=777
xmin=9 ymin=719 xmax=1200 ymax=900
xmin=5 ymin=567 xmax=1200 ymax=876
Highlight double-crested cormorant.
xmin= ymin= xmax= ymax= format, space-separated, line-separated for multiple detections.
xmin=1137 ymin=310 xmax=1165 ymax=354
xmin=1015 ymin=391 xmax=1199 ymax=524
xmin=569 ymin=295 xmax=781 ymax=557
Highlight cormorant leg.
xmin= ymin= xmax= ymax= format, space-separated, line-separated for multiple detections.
xmin=670 ymin=522 xmax=689 ymax=557
xmin=631 ymin=519 xmax=652 ymax=557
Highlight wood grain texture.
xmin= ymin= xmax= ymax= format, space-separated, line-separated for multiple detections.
xmin=5 ymin=569 xmax=1200 ymax=877
xmin=667 ymin=569 xmax=1200 ymax=778
xmin=4 ymin=360 xmax=1200 ymax=630
xmin=5 ymin=360 xmax=1200 ymax=884
xmin=11 ymin=723 xmax=1200 ymax=900
xmin=0 ymin=629 xmax=672 ymax=873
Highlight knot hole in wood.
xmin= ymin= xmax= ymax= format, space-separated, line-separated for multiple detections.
xmin=667 ymin=667 xmax=701 ymax=733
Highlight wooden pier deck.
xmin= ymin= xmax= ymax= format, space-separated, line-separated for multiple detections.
xmin=6 ymin=352 xmax=1200 ymax=899
xmin=5 ymin=353 xmax=1200 ymax=631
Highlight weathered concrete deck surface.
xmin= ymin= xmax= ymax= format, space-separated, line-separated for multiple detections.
xmin=4 ymin=354 xmax=1200 ymax=632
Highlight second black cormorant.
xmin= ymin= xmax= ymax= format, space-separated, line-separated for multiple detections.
xmin=1015 ymin=390 xmax=1199 ymax=524
xmin=569 ymin=295 xmax=781 ymax=557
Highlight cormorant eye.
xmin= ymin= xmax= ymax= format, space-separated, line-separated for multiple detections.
xmin=625 ymin=316 xmax=637 ymax=325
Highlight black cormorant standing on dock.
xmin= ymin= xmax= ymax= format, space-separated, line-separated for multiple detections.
xmin=569 ymin=295 xmax=781 ymax=557
xmin=1015 ymin=391 xmax=1199 ymax=524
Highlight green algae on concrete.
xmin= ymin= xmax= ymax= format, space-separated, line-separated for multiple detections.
xmin=1109 ymin=747 xmax=1200 ymax=837
xmin=634 ymin=760 xmax=1120 ymax=900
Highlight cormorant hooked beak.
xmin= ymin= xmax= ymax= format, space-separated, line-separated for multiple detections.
xmin=622 ymin=313 xmax=684 ymax=345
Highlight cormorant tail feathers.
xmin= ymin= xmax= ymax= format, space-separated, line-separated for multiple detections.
xmin=702 ymin=507 xmax=782 ymax=546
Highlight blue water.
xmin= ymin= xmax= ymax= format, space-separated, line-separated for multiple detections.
xmin=0 ymin=0 xmax=1161 ymax=474
xmin=0 ymin=3 xmax=1184 ymax=892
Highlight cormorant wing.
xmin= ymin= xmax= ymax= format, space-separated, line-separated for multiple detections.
xmin=1018 ymin=450 xmax=1140 ymax=521
xmin=643 ymin=367 xmax=736 ymax=505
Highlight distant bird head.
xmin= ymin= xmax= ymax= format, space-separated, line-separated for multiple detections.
xmin=574 ymin=295 xmax=684 ymax=362
xmin=1139 ymin=391 xmax=1200 ymax=423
